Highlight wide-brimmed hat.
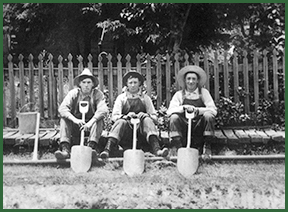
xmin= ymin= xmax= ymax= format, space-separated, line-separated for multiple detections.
xmin=74 ymin=68 xmax=99 ymax=88
xmin=123 ymin=70 xmax=145 ymax=85
xmin=177 ymin=65 xmax=207 ymax=88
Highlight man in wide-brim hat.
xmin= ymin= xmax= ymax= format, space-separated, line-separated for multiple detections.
xmin=99 ymin=70 xmax=168 ymax=158
xmin=167 ymin=65 xmax=217 ymax=158
xmin=55 ymin=68 xmax=108 ymax=160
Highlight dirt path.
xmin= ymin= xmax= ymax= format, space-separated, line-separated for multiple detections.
xmin=3 ymin=161 xmax=285 ymax=209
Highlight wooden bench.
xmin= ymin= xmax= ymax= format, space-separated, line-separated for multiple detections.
xmin=3 ymin=127 xmax=285 ymax=147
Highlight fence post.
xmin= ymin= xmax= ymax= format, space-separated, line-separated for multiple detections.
xmin=78 ymin=55 xmax=84 ymax=74
xmin=8 ymin=54 xmax=16 ymax=127
xmin=213 ymin=51 xmax=220 ymax=102
xmin=117 ymin=54 xmax=123 ymax=95
xmin=28 ymin=54 xmax=35 ymax=111
xmin=68 ymin=54 xmax=74 ymax=90
xmin=184 ymin=53 xmax=189 ymax=66
xmin=3 ymin=68 xmax=7 ymax=127
xmin=146 ymin=54 xmax=152 ymax=97
xmin=174 ymin=53 xmax=180 ymax=90
xmin=253 ymin=50 xmax=259 ymax=112
xmin=223 ymin=51 xmax=229 ymax=98
xmin=156 ymin=54 xmax=162 ymax=109
xmin=272 ymin=49 xmax=279 ymax=103
xmin=136 ymin=54 xmax=141 ymax=73
xmin=263 ymin=50 xmax=268 ymax=100
xmin=243 ymin=50 xmax=250 ymax=113
xmin=125 ymin=54 xmax=131 ymax=74
xmin=88 ymin=54 xmax=93 ymax=74
xmin=48 ymin=54 xmax=56 ymax=118
xmin=165 ymin=53 xmax=171 ymax=106
xmin=98 ymin=54 xmax=104 ymax=91
xmin=282 ymin=48 xmax=285 ymax=101
xmin=107 ymin=54 xmax=113 ymax=107
xmin=204 ymin=51 xmax=210 ymax=91
xmin=38 ymin=54 xmax=44 ymax=117
xmin=19 ymin=54 xmax=25 ymax=108
xmin=58 ymin=55 xmax=64 ymax=104
xmin=233 ymin=51 xmax=239 ymax=102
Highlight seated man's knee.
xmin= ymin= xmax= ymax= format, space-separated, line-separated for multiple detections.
xmin=170 ymin=114 xmax=180 ymax=123
xmin=203 ymin=112 xmax=215 ymax=121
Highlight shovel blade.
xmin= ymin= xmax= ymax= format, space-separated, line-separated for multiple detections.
xmin=123 ymin=149 xmax=145 ymax=177
xmin=177 ymin=148 xmax=199 ymax=178
xmin=70 ymin=145 xmax=92 ymax=173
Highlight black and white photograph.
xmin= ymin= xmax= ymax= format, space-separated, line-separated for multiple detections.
xmin=3 ymin=2 xmax=285 ymax=209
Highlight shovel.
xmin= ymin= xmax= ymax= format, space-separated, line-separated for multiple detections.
xmin=70 ymin=101 xmax=92 ymax=173
xmin=123 ymin=117 xmax=145 ymax=176
xmin=177 ymin=109 xmax=199 ymax=178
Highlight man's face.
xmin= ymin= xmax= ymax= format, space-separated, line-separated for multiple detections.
xmin=79 ymin=78 xmax=94 ymax=94
xmin=127 ymin=77 xmax=140 ymax=94
xmin=185 ymin=72 xmax=198 ymax=91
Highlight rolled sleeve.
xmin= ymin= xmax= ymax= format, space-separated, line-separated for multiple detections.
xmin=197 ymin=88 xmax=217 ymax=116
xmin=166 ymin=91 xmax=184 ymax=116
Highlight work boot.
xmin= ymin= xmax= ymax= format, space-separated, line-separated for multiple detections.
xmin=88 ymin=141 xmax=101 ymax=160
xmin=100 ymin=138 xmax=117 ymax=159
xmin=55 ymin=142 xmax=70 ymax=160
xmin=149 ymin=135 xmax=169 ymax=157
xmin=202 ymin=136 xmax=213 ymax=160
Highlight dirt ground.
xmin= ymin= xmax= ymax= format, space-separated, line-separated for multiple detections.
xmin=3 ymin=156 xmax=285 ymax=209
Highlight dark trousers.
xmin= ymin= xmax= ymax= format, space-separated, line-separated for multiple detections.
xmin=169 ymin=111 xmax=215 ymax=148
xmin=59 ymin=118 xmax=104 ymax=145
xmin=108 ymin=117 xmax=159 ymax=150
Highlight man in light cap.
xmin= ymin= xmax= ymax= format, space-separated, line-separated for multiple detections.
xmin=55 ymin=68 xmax=108 ymax=159
xmin=167 ymin=65 xmax=217 ymax=157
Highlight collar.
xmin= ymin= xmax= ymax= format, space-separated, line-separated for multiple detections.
xmin=184 ymin=88 xmax=199 ymax=95
xmin=126 ymin=89 xmax=143 ymax=98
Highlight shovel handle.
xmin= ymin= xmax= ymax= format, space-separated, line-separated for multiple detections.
xmin=186 ymin=117 xmax=192 ymax=148
xmin=131 ymin=118 xmax=140 ymax=150
xmin=80 ymin=112 xmax=85 ymax=146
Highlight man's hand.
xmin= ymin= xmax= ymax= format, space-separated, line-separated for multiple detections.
xmin=122 ymin=112 xmax=137 ymax=120
xmin=73 ymin=118 xmax=86 ymax=128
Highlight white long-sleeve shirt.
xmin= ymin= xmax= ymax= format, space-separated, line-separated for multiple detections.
xmin=166 ymin=88 xmax=217 ymax=116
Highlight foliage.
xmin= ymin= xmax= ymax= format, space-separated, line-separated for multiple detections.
xmin=3 ymin=3 xmax=285 ymax=61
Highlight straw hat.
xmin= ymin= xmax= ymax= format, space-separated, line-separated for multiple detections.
xmin=123 ymin=70 xmax=145 ymax=86
xmin=177 ymin=65 xmax=207 ymax=88
xmin=74 ymin=68 xmax=99 ymax=88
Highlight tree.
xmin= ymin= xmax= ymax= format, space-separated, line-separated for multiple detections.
xmin=3 ymin=3 xmax=285 ymax=63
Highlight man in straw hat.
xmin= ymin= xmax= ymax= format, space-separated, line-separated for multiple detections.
xmin=55 ymin=68 xmax=108 ymax=159
xmin=99 ymin=70 xmax=168 ymax=158
xmin=167 ymin=65 xmax=217 ymax=157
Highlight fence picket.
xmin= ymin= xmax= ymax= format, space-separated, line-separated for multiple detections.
xmin=38 ymin=54 xmax=44 ymax=117
xmin=19 ymin=54 xmax=25 ymax=108
xmin=214 ymin=51 xmax=220 ymax=102
xmin=58 ymin=55 xmax=64 ymax=103
xmin=28 ymin=54 xmax=35 ymax=111
xmin=8 ymin=54 xmax=16 ymax=127
xmin=263 ymin=50 xmax=268 ymax=99
xmin=204 ymin=51 xmax=209 ymax=90
xmin=156 ymin=54 xmax=162 ymax=108
xmin=272 ymin=49 xmax=279 ymax=103
xmin=146 ymin=54 xmax=152 ymax=96
xmin=243 ymin=51 xmax=250 ymax=113
xmin=165 ymin=53 xmax=171 ymax=105
xmin=223 ymin=51 xmax=229 ymax=98
xmin=233 ymin=52 xmax=239 ymax=102
xmin=68 ymin=54 xmax=74 ymax=90
xmin=2 ymin=51 xmax=284 ymax=126
xmin=107 ymin=54 xmax=113 ymax=106
xmin=117 ymin=54 xmax=123 ymax=95
xmin=253 ymin=50 xmax=259 ymax=112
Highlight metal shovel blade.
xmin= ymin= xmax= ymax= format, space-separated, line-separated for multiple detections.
xmin=70 ymin=145 xmax=92 ymax=173
xmin=177 ymin=147 xmax=199 ymax=178
xmin=123 ymin=149 xmax=145 ymax=177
